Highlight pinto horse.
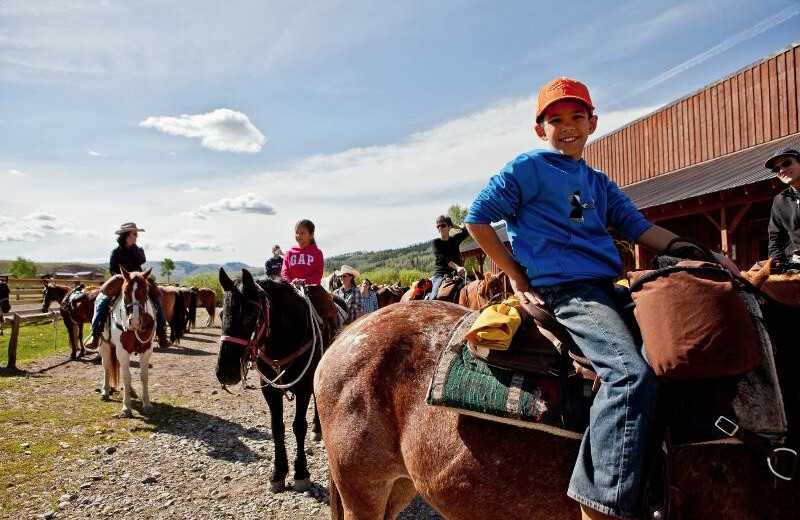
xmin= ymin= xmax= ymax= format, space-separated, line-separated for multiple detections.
xmin=457 ymin=270 xmax=511 ymax=309
xmin=99 ymin=268 xmax=157 ymax=418
xmin=315 ymin=294 xmax=800 ymax=519
xmin=216 ymin=268 xmax=329 ymax=492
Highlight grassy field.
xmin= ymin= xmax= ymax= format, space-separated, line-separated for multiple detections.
xmin=1 ymin=319 xmax=74 ymax=367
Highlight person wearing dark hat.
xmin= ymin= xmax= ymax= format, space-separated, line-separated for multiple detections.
xmin=765 ymin=147 xmax=800 ymax=271
xmin=265 ymin=244 xmax=284 ymax=277
xmin=87 ymin=222 xmax=170 ymax=349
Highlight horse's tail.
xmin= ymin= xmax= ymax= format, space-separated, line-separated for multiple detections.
xmin=110 ymin=347 xmax=120 ymax=391
xmin=328 ymin=475 xmax=344 ymax=520
xmin=170 ymin=295 xmax=187 ymax=344
xmin=187 ymin=290 xmax=197 ymax=329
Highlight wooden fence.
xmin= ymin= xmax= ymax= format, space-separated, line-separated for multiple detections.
xmin=3 ymin=277 xmax=105 ymax=302
xmin=1 ymin=310 xmax=61 ymax=370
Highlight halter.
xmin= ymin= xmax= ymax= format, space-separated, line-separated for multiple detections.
xmin=112 ymin=290 xmax=156 ymax=346
xmin=220 ymin=282 xmax=322 ymax=397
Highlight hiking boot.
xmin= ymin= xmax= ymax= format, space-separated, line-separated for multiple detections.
xmin=85 ymin=334 xmax=100 ymax=350
xmin=157 ymin=330 xmax=171 ymax=348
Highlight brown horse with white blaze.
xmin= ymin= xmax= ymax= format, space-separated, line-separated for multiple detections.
xmin=315 ymin=297 xmax=800 ymax=519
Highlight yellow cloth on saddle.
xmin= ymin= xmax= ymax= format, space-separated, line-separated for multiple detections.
xmin=464 ymin=296 xmax=524 ymax=351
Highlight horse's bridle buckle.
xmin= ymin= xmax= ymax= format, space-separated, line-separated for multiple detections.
xmin=714 ymin=416 xmax=739 ymax=437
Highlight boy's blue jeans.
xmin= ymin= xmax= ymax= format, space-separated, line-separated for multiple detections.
xmin=534 ymin=279 xmax=658 ymax=520
xmin=91 ymin=293 xmax=167 ymax=337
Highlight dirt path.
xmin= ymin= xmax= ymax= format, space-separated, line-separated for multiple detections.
xmin=1 ymin=313 xmax=440 ymax=520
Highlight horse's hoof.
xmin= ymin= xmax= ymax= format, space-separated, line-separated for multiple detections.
xmin=100 ymin=394 xmax=110 ymax=402
xmin=293 ymin=478 xmax=312 ymax=492
xmin=119 ymin=409 xmax=133 ymax=418
xmin=128 ymin=388 xmax=138 ymax=398
xmin=310 ymin=431 xmax=322 ymax=442
xmin=269 ymin=479 xmax=286 ymax=493
xmin=70 ymin=353 xmax=77 ymax=360
xmin=142 ymin=404 xmax=154 ymax=415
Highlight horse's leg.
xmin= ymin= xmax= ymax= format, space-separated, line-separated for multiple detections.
xmin=118 ymin=346 xmax=134 ymax=418
xmin=310 ymin=393 xmax=322 ymax=441
xmin=77 ymin=323 xmax=84 ymax=357
xmin=292 ymin=386 xmax=314 ymax=491
xmin=140 ymin=348 xmax=154 ymax=414
xmin=263 ymin=388 xmax=288 ymax=492
xmin=99 ymin=342 xmax=112 ymax=401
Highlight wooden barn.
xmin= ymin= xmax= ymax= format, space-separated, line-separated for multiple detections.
xmin=462 ymin=43 xmax=800 ymax=275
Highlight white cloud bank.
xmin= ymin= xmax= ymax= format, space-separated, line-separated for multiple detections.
xmin=182 ymin=193 xmax=276 ymax=220
xmin=139 ymin=108 xmax=266 ymax=153
xmin=161 ymin=239 xmax=228 ymax=252
xmin=0 ymin=213 xmax=98 ymax=242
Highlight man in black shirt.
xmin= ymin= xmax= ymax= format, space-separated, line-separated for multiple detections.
xmin=765 ymin=147 xmax=800 ymax=271
xmin=426 ymin=215 xmax=470 ymax=300
xmin=265 ymin=245 xmax=284 ymax=277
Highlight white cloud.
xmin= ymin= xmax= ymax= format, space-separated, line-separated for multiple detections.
xmin=182 ymin=187 xmax=201 ymax=194
xmin=88 ymin=150 xmax=107 ymax=157
xmin=161 ymin=240 xmax=227 ymax=252
xmin=8 ymin=169 xmax=25 ymax=176
xmin=0 ymin=213 xmax=96 ymax=242
xmin=180 ymin=210 xmax=208 ymax=220
xmin=139 ymin=108 xmax=266 ymax=153
xmin=193 ymin=193 xmax=276 ymax=217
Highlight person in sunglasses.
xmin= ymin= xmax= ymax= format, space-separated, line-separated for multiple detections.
xmin=765 ymin=147 xmax=800 ymax=272
xmin=425 ymin=215 xmax=470 ymax=300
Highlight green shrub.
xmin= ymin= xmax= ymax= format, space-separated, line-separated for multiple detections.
xmin=181 ymin=272 xmax=222 ymax=307
xmin=355 ymin=268 xmax=427 ymax=286
xmin=0 ymin=320 xmax=73 ymax=366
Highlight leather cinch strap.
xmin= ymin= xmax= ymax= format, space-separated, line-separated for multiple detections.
xmin=715 ymin=415 xmax=799 ymax=482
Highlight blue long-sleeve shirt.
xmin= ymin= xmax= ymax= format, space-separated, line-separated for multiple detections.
xmin=465 ymin=149 xmax=651 ymax=286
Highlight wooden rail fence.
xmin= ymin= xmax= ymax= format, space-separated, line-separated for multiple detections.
xmin=3 ymin=277 xmax=105 ymax=302
xmin=2 ymin=311 xmax=61 ymax=370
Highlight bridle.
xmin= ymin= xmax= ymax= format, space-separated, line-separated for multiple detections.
xmin=112 ymin=281 xmax=155 ymax=345
xmin=220 ymin=282 xmax=322 ymax=397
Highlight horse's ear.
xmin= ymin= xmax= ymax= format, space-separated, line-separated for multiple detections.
xmin=219 ymin=267 xmax=235 ymax=292
xmin=120 ymin=267 xmax=131 ymax=281
xmin=142 ymin=266 xmax=153 ymax=279
xmin=241 ymin=269 xmax=255 ymax=289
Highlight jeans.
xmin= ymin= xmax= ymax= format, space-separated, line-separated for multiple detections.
xmin=91 ymin=293 xmax=167 ymax=337
xmin=534 ymin=280 xmax=658 ymax=519
xmin=425 ymin=275 xmax=444 ymax=300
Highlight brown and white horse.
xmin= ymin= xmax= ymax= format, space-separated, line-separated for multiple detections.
xmin=315 ymin=295 xmax=800 ymax=519
xmin=99 ymin=267 xmax=157 ymax=417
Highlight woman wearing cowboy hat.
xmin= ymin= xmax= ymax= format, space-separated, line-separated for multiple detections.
xmin=333 ymin=265 xmax=363 ymax=323
xmin=87 ymin=222 xmax=170 ymax=349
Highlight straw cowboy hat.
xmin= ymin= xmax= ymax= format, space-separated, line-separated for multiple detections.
xmin=335 ymin=265 xmax=360 ymax=278
xmin=115 ymin=222 xmax=145 ymax=235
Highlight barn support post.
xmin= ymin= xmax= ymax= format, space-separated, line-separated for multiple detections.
xmin=720 ymin=207 xmax=730 ymax=257
xmin=634 ymin=244 xmax=644 ymax=269
xmin=7 ymin=313 xmax=20 ymax=370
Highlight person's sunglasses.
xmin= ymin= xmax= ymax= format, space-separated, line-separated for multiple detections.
xmin=772 ymin=159 xmax=795 ymax=173
xmin=436 ymin=224 xmax=448 ymax=229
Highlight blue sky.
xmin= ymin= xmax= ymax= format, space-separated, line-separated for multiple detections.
xmin=1 ymin=0 xmax=798 ymax=267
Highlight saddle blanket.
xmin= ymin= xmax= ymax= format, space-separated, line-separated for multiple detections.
xmin=426 ymin=312 xmax=583 ymax=438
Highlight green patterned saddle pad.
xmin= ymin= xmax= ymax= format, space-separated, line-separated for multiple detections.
xmin=426 ymin=311 xmax=587 ymax=437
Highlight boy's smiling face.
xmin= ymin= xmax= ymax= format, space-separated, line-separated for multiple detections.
xmin=535 ymin=100 xmax=597 ymax=161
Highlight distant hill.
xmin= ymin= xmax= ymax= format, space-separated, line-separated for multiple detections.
xmin=0 ymin=259 xmax=261 ymax=283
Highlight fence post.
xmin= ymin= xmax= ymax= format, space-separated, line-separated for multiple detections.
xmin=7 ymin=313 xmax=20 ymax=369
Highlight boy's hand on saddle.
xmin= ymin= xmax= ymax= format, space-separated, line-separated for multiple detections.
xmin=456 ymin=266 xmax=467 ymax=278
xmin=291 ymin=278 xmax=305 ymax=287
xmin=509 ymin=275 xmax=544 ymax=306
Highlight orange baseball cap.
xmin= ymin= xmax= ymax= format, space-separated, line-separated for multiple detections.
xmin=536 ymin=77 xmax=594 ymax=119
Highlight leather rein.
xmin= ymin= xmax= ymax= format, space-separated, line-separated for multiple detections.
xmin=220 ymin=283 xmax=321 ymax=398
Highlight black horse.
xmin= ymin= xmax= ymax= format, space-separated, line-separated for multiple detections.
xmin=216 ymin=268 xmax=330 ymax=492
xmin=0 ymin=280 xmax=10 ymax=314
